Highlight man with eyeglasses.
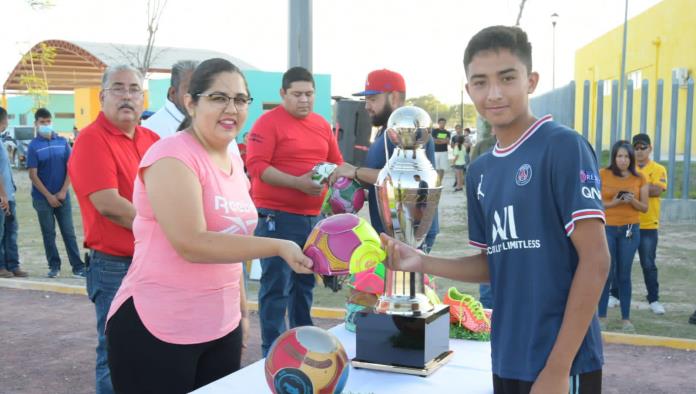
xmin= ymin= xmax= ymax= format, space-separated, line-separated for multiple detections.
xmin=246 ymin=66 xmax=347 ymax=356
xmin=610 ymin=133 xmax=667 ymax=315
xmin=68 ymin=64 xmax=159 ymax=394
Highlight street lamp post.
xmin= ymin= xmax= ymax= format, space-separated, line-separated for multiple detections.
xmin=551 ymin=12 xmax=559 ymax=90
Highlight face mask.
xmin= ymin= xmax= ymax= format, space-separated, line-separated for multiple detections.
xmin=38 ymin=124 xmax=53 ymax=136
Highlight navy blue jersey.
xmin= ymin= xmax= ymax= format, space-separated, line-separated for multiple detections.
xmin=364 ymin=127 xmax=438 ymax=237
xmin=466 ymin=115 xmax=605 ymax=381
xmin=27 ymin=134 xmax=71 ymax=201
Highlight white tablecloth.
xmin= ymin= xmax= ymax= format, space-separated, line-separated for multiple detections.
xmin=193 ymin=324 xmax=494 ymax=394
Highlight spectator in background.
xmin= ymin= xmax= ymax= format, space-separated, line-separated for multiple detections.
xmin=0 ymin=106 xmax=27 ymax=278
xmin=245 ymin=66 xmax=349 ymax=357
xmin=68 ymin=64 xmax=160 ymax=394
xmin=27 ymin=108 xmax=85 ymax=278
xmin=598 ymin=140 xmax=648 ymax=332
xmin=432 ymin=117 xmax=450 ymax=184
xmin=142 ymin=60 xmax=197 ymax=138
xmin=451 ymin=135 xmax=466 ymax=191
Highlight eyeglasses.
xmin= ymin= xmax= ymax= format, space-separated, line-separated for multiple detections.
xmin=197 ymin=93 xmax=253 ymax=110
xmin=634 ymin=145 xmax=649 ymax=151
xmin=104 ymin=87 xmax=144 ymax=97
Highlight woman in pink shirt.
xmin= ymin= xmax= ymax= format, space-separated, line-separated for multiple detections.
xmin=105 ymin=58 xmax=313 ymax=393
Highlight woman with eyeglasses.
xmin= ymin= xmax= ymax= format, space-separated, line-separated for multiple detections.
xmin=597 ymin=140 xmax=648 ymax=332
xmin=104 ymin=58 xmax=313 ymax=393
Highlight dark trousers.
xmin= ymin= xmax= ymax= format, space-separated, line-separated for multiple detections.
xmin=599 ymin=225 xmax=640 ymax=320
xmin=86 ymin=251 xmax=131 ymax=394
xmin=107 ymin=297 xmax=242 ymax=394
xmin=493 ymin=369 xmax=602 ymax=394
xmin=255 ymin=208 xmax=320 ymax=357
xmin=610 ymin=229 xmax=660 ymax=303
xmin=33 ymin=195 xmax=84 ymax=271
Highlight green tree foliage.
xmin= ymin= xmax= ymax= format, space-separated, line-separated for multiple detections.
xmin=406 ymin=94 xmax=478 ymax=127
xmin=19 ymin=42 xmax=56 ymax=112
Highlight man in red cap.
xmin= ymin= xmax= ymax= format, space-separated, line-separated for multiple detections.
xmin=334 ymin=69 xmax=439 ymax=251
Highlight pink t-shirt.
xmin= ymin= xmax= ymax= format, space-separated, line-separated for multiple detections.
xmin=107 ymin=132 xmax=258 ymax=345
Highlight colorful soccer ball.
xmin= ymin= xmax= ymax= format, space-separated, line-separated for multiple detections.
xmin=303 ymin=214 xmax=385 ymax=276
xmin=265 ymin=326 xmax=349 ymax=394
xmin=322 ymin=177 xmax=366 ymax=215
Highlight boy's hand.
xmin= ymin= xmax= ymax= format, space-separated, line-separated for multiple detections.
xmin=380 ymin=233 xmax=424 ymax=273
xmin=530 ymin=365 xmax=570 ymax=394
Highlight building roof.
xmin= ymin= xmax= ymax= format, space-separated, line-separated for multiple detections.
xmin=3 ymin=39 xmax=257 ymax=92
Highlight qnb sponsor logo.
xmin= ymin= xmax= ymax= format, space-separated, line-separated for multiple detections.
xmin=581 ymin=186 xmax=601 ymax=200
xmin=215 ymin=196 xmax=254 ymax=214
xmin=488 ymin=205 xmax=541 ymax=255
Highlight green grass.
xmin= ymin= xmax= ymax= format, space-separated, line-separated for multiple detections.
xmin=12 ymin=169 xmax=696 ymax=339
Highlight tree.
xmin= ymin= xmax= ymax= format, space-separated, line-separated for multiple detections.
xmin=19 ymin=42 xmax=56 ymax=111
xmin=407 ymin=94 xmax=478 ymax=128
xmin=515 ymin=0 xmax=528 ymax=26
xmin=112 ymin=0 xmax=168 ymax=77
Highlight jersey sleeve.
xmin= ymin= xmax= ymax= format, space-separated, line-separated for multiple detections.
xmin=550 ymin=132 xmax=606 ymax=237
xmin=26 ymin=141 xmax=38 ymax=169
xmin=68 ymin=132 xmax=118 ymax=196
xmin=245 ymin=114 xmax=276 ymax=179
xmin=653 ymin=164 xmax=668 ymax=190
xmin=466 ymin=163 xmax=487 ymax=249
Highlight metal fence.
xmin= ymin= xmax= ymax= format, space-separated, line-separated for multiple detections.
xmin=531 ymin=78 xmax=694 ymax=200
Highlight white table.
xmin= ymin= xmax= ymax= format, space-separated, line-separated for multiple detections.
xmin=193 ymin=324 xmax=493 ymax=394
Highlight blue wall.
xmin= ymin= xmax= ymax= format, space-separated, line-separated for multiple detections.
xmin=6 ymin=71 xmax=333 ymax=143
xmin=5 ymin=94 xmax=75 ymax=133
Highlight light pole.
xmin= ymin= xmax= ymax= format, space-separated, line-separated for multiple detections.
xmin=551 ymin=12 xmax=559 ymax=90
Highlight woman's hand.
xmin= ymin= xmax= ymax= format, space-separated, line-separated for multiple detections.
xmin=278 ymin=240 xmax=314 ymax=274
xmin=380 ymin=233 xmax=424 ymax=273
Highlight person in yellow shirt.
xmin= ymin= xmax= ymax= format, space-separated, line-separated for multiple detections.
xmin=598 ymin=140 xmax=648 ymax=332
xmin=633 ymin=133 xmax=667 ymax=314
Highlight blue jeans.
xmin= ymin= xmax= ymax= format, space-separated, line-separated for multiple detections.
xmin=0 ymin=201 xmax=20 ymax=271
xmin=86 ymin=251 xmax=131 ymax=394
xmin=479 ymin=283 xmax=494 ymax=309
xmin=637 ymin=229 xmax=659 ymax=303
xmin=255 ymin=208 xmax=319 ymax=357
xmin=599 ymin=224 xmax=640 ymax=320
xmin=33 ymin=195 xmax=84 ymax=271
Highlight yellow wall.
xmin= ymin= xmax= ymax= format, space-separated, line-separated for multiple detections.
xmin=74 ymin=87 xmax=101 ymax=130
xmin=574 ymin=0 xmax=695 ymax=156
xmin=73 ymin=88 xmax=150 ymax=130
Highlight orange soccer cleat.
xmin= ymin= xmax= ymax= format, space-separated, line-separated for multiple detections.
xmin=443 ymin=287 xmax=491 ymax=333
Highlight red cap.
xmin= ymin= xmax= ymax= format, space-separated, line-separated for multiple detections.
xmin=353 ymin=69 xmax=406 ymax=96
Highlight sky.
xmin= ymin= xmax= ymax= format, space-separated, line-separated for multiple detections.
xmin=0 ymin=0 xmax=662 ymax=105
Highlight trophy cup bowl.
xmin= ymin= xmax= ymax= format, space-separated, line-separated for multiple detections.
xmin=352 ymin=106 xmax=452 ymax=376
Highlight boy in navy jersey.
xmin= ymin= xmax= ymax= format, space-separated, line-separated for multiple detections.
xmin=381 ymin=26 xmax=610 ymax=394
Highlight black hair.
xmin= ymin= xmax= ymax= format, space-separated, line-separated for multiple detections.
xmin=0 ymin=106 xmax=7 ymax=123
xmin=464 ymin=25 xmax=533 ymax=75
xmin=282 ymin=66 xmax=314 ymax=90
xmin=178 ymin=58 xmax=250 ymax=131
xmin=35 ymin=107 xmax=52 ymax=121
xmin=438 ymin=118 xmax=446 ymax=123
xmin=607 ymin=140 xmax=639 ymax=178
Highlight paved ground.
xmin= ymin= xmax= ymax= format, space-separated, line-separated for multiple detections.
xmin=1 ymin=288 xmax=695 ymax=393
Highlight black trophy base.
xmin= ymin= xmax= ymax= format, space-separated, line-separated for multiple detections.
xmin=351 ymin=303 xmax=451 ymax=376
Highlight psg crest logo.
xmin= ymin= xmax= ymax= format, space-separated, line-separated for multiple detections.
xmin=515 ymin=164 xmax=532 ymax=186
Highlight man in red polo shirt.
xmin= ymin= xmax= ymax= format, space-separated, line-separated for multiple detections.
xmin=246 ymin=66 xmax=348 ymax=356
xmin=68 ymin=64 xmax=159 ymax=394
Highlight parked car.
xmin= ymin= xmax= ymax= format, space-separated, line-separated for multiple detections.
xmin=1 ymin=126 xmax=34 ymax=169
